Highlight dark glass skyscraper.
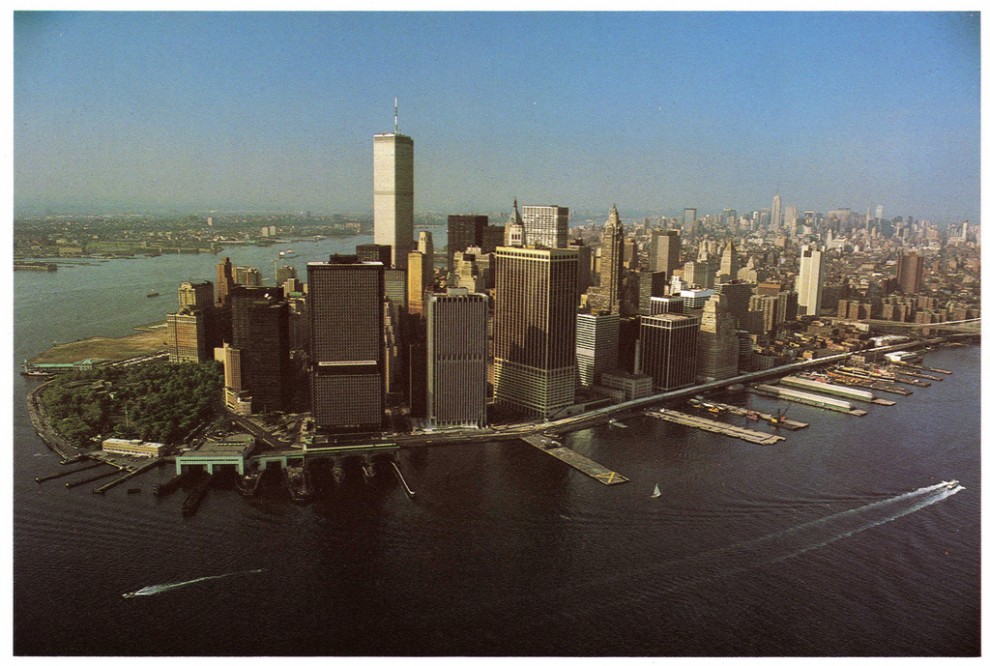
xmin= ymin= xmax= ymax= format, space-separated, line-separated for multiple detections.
xmin=229 ymin=286 xmax=291 ymax=412
xmin=307 ymin=256 xmax=385 ymax=433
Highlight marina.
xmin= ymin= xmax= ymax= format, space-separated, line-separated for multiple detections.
xmin=645 ymin=408 xmax=787 ymax=446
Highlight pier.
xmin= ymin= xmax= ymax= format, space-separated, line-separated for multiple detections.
xmin=35 ymin=461 xmax=105 ymax=483
xmin=780 ymin=376 xmax=896 ymax=406
xmin=64 ymin=467 xmax=125 ymax=489
xmin=700 ymin=401 xmax=808 ymax=430
xmin=93 ymin=458 xmax=166 ymax=494
xmin=751 ymin=385 xmax=868 ymax=416
xmin=521 ymin=435 xmax=629 ymax=485
xmin=646 ymin=409 xmax=786 ymax=445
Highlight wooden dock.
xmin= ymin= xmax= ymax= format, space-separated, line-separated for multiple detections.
xmin=751 ymin=385 xmax=869 ymax=416
xmin=646 ymin=409 xmax=786 ymax=445
xmin=521 ymin=435 xmax=629 ymax=485
xmin=703 ymin=401 xmax=809 ymax=430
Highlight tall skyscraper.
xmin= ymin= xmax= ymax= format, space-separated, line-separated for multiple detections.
xmin=167 ymin=310 xmax=208 ymax=364
xmin=696 ymin=293 xmax=739 ymax=382
xmin=771 ymin=192 xmax=782 ymax=228
xmin=493 ymin=247 xmax=579 ymax=418
xmin=718 ymin=240 xmax=739 ymax=282
xmin=640 ymin=313 xmax=699 ymax=391
xmin=373 ymin=115 xmax=414 ymax=269
xmin=215 ymin=257 xmax=234 ymax=306
xmin=229 ymin=286 xmax=291 ymax=412
xmin=638 ymin=271 xmax=666 ymax=315
xmin=592 ymin=204 xmax=624 ymax=314
xmin=307 ymin=256 xmax=385 ymax=433
xmin=417 ymin=230 xmax=434 ymax=290
xmin=407 ymin=250 xmax=427 ymax=315
xmin=575 ymin=312 xmax=620 ymax=388
xmin=896 ymin=251 xmax=925 ymax=294
xmin=875 ymin=204 xmax=884 ymax=222
xmin=504 ymin=199 xmax=526 ymax=248
xmin=683 ymin=208 xmax=698 ymax=234
xmin=797 ymin=245 xmax=825 ymax=316
xmin=179 ymin=281 xmax=215 ymax=311
xmin=447 ymin=215 xmax=488 ymax=271
xmin=426 ymin=289 xmax=488 ymax=428
xmin=649 ymin=229 xmax=681 ymax=281
xmin=522 ymin=205 xmax=569 ymax=249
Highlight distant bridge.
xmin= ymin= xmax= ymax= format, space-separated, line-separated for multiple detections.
xmin=833 ymin=317 xmax=980 ymax=330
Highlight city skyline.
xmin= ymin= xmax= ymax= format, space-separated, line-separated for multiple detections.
xmin=13 ymin=11 xmax=981 ymax=222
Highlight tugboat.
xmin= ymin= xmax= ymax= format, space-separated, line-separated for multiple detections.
xmin=146 ymin=291 xmax=160 ymax=298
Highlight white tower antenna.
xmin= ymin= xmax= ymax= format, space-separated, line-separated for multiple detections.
xmin=394 ymin=97 xmax=399 ymax=134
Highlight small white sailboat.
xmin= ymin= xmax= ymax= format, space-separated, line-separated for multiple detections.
xmin=651 ymin=484 xmax=662 ymax=498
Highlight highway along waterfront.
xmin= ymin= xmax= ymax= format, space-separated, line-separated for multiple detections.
xmin=14 ymin=242 xmax=980 ymax=657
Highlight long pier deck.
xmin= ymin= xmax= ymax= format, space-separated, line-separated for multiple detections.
xmin=521 ymin=435 xmax=629 ymax=485
xmin=703 ymin=401 xmax=809 ymax=430
xmin=646 ymin=409 xmax=786 ymax=445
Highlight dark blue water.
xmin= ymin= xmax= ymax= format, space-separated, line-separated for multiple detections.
xmin=13 ymin=243 xmax=980 ymax=656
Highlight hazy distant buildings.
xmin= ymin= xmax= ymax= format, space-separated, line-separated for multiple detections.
xmin=493 ymin=246 xmax=579 ymax=418
xmin=426 ymin=289 xmax=488 ymax=428
xmin=771 ymin=192 xmax=782 ymax=228
xmin=522 ymin=205 xmax=569 ymax=249
xmin=373 ymin=128 xmax=414 ymax=269
xmin=797 ymin=245 xmax=825 ymax=316
xmin=308 ymin=256 xmax=385 ymax=432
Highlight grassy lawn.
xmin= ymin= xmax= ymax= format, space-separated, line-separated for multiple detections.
xmin=30 ymin=324 xmax=168 ymax=364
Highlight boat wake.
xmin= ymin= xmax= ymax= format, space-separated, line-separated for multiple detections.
xmin=122 ymin=568 xmax=264 ymax=599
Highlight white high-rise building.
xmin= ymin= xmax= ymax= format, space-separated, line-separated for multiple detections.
xmin=373 ymin=119 xmax=414 ymax=270
xmin=522 ymin=205 xmax=569 ymax=249
xmin=575 ymin=312 xmax=620 ymax=388
xmin=797 ymin=245 xmax=824 ymax=316
xmin=875 ymin=204 xmax=884 ymax=222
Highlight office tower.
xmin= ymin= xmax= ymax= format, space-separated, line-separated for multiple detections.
xmin=696 ymin=293 xmax=739 ymax=382
xmin=276 ymin=264 xmax=297 ymax=287
xmin=568 ymin=239 xmax=594 ymax=293
xmin=683 ymin=260 xmax=714 ymax=289
xmin=771 ymin=192 xmax=782 ymax=228
xmin=638 ymin=271 xmax=666 ymax=315
xmin=493 ymin=247 xmax=579 ymax=418
xmin=715 ymin=281 xmax=754 ymax=329
xmin=622 ymin=238 xmax=638 ymax=270
xmin=417 ymin=230 xmax=434 ymax=290
xmin=222 ymin=343 xmax=248 ymax=413
xmin=447 ymin=215 xmax=488 ymax=271
xmin=649 ymin=296 xmax=685 ymax=315
xmin=785 ymin=205 xmax=799 ymax=235
xmin=736 ymin=331 xmax=754 ymax=372
xmin=228 ymin=286 xmax=291 ymax=412
xmin=216 ymin=257 xmax=234 ymax=306
xmin=407 ymin=250 xmax=427 ymax=315
xmin=426 ymin=289 xmax=488 ymax=428
xmin=718 ymin=240 xmax=739 ymax=282
xmin=797 ymin=245 xmax=825 ymax=315
xmin=373 ymin=122 xmax=414 ymax=269
xmin=178 ymin=281 xmax=215 ymax=311
xmin=896 ymin=251 xmax=925 ymax=294
xmin=648 ymin=229 xmax=681 ymax=283
xmin=737 ymin=256 xmax=761 ymax=283
xmin=522 ymin=205 xmax=569 ymax=249
xmin=504 ymin=199 xmax=526 ymax=247
xmin=384 ymin=268 xmax=407 ymax=313
xmin=167 ymin=310 xmax=208 ymax=364
xmin=482 ymin=225 xmax=506 ymax=254
xmin=575 ymin=312 xmax=620 ymax=388
xmin=592 ymin=204 xmax=623 ymax=314
xmin=683 ymin=208 xmax=697 ymax=226
xmin=747 ymin=293 xmax=787 ymax=335
xmin=875 ymin=204 xmax=884 ymax=222
xmin=233 ymin=266 xmax=262 ymax=287
xmin=307 ymin=256 xmax=385 ymax=432
xmin=357 ymin=243 xmax=392 ymax=265
xmin=640 ymin=313 xmax=699 ymax=391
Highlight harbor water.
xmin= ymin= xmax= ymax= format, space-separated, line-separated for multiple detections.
xmin=13 ymin=237 xmax=980 ymax=656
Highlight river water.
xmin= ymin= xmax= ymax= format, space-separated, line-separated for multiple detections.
xmin=12 ymin=236 xmax=980 ymax=656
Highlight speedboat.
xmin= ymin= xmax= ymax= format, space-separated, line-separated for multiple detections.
xmin=945 ymin=480 xmax=960 ymax=489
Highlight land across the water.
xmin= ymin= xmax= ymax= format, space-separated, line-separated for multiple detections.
xmin=28 ymin=322 xmax=167 ymax=364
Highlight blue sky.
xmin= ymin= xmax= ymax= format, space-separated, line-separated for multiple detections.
xmin=13 ymin=11 xmax=981 ymax=222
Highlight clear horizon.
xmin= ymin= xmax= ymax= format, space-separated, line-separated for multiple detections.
xmin=13 ymin=11 xmax=981 ymax=223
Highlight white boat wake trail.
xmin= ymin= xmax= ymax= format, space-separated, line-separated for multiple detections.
xmin=520 ymin=481 xmax=964 ymax=627
xmin=122 ymin=569 xmax=265 ymax=598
